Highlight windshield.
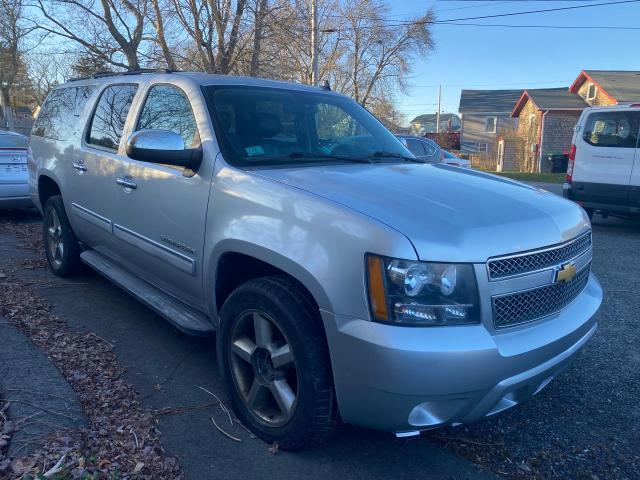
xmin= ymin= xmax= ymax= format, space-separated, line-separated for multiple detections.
xmin=443 ymin=150 xmax=457 ymax=159
xmin=202 ymin=85 xmax=414 ymax=167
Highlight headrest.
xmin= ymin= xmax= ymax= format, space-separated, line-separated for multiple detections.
xmin=255 ymin=113 xmax=282 ymax=139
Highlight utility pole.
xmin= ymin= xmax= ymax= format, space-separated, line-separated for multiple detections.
xmin=311 ymin=0 xmax=319 ymax=86
xmin=436 ymin=84 xmax=442 ymax=134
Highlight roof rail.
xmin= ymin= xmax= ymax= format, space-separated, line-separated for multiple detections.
xmin=68 ymin=68 xmax=180 ymax=82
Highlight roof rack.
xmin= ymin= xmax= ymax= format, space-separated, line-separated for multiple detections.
xmin=68 ymin=68 xmax=180 ymax=82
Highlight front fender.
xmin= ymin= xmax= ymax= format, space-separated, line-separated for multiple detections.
xmin=203 ymin=163 xmax=417 ymax=321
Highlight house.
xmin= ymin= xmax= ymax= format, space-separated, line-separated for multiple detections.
xmin=507 ymin=88 xmax=587 ymax=172
xmin=569 ymin=70 xmax=640 ymax=106
xmin=409 ymin=113 xmax=461 ymax=136
xmin=458 ymin=89 xmax=523 ymax=155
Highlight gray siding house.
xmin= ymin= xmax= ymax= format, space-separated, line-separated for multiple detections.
xmin=458 ymin=89 xmax=523 ymax=154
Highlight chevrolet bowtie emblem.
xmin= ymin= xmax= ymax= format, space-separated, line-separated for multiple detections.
xmin=555 ymin=262 xmax=577 ymax=283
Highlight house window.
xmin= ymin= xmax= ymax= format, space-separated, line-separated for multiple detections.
xmin=485 ymin=116 xmax=497 ymax=133
xmin=586 ymin=83 xmax=597 ymax=101
xmin=477 ymin=143 xmax=489 ymax=153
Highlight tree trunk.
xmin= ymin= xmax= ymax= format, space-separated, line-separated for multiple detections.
xmin=249 ymin=0 xmax=268 ymax=77
xmin=0 ymin=88 xmax=16 ymax=132
xmin=151 ymin=0 xmax=177 ymax=70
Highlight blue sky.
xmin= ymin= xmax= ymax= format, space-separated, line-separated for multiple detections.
xmin=393 ymin=0 xmax=640 ymax=125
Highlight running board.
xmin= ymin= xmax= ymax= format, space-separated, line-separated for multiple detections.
xmin=80 ymin=250 xmax=215 ymax=336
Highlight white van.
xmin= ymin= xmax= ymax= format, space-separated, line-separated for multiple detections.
xmin=564 ymin=104 xmax=640 ymax=219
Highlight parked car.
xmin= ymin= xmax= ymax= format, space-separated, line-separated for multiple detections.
xmin=29 ymin=71 xmax=602 ymax=449
xmin=0 ymin=130 xmax=31 ymax=209
xmin=395 ymin=134 xmax=444 ymax=163
xmin=443 ymin=150 xmax=472 ymax=168
xmin=564 ymin=104 xmax=640 ymax=219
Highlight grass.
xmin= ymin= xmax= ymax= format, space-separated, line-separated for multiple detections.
xmin=480 ymin=171 xmax=566 ymax=184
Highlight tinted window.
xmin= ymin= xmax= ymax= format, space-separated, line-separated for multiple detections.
xmin=88 ymin=84 xmax=138 ymax=150
xmin=405 ymin=138 xmax=424 ymax=156
xmin=583 ymin=111 xmax=640 ymax=148
xmin=32 ymin=86 xmax=95 ymax=140
xmin=137 ymin=85 xmax=199 ymax=148
xmin=203 ymin=86 xmax=411 ymax=167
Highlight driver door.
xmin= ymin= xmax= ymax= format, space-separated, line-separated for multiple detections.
xmin=109 ymin=84 xmax=212 ymax=310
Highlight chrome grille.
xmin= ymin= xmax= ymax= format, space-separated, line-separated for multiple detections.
xmin=488 ymin=232 xmax=591 ymax=280
xmin=492 ymin=265 xmax=590 ymax=329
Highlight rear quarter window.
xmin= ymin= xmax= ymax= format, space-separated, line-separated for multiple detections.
xmin=32 ymin=86 xmax=95 ymax=140
xmin=582 ymin=111 xmax=640 ymax=148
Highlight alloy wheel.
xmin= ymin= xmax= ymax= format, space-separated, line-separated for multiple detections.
xmin=229 ymin=310 xmax=299 ymax=427
xmin=47 ymin=208 xmax=64 ymax=268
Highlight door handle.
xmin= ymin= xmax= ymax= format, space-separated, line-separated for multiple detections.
xmin=116 ymin=176 xmax=137 ymax=190
xmin=72 ymin=161 xmax=87 ymax=172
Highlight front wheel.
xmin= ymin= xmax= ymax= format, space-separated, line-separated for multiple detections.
xmin=218 ymin=276 xmax=338 ymax=450
xmin=43 ymin=195 xmax=81 ymax=277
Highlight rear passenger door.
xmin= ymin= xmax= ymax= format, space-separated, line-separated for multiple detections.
xmin=574 ymin=110 xmax=640 ymax=207
xmin=72 ymin=83 xmax=140 ymax=253
xmin=109 ymin=84 xmax=211 ymax=310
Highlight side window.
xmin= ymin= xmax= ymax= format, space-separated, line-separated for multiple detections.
xmin=88 ymin=84 xmax=138 ymax=150
xmin=405 ymin=138 xmax=424 ymax=156
xmin=485 ymin=116 xmax=497 ymax=133
xmin=137 ymin=85 xmax=200 ymax=148
xmin=583 ymin=111 xmax=640 ymax=148
xmin=32 ymin=86 xmax=95 ymax=140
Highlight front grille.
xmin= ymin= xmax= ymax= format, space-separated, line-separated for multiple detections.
xmin=488 ymin=232 xmax=592 ymax=280
xmin=492 ymin=265 xmax=590 ymax=329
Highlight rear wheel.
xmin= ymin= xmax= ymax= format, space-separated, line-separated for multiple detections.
xmin=218 ymin=275 xmax=338 ymax=450
xmin=43 ymin=196 xmax=81 ymax=277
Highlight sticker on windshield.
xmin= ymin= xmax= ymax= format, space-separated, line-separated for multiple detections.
xmin=245 ymin=145 xmax=265 ymax=157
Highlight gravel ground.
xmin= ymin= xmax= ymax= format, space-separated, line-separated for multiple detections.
xmin=426 ymin=214 xmax=640 ymax=479
xmin=0 ymin=210 xmax=638 ymax=479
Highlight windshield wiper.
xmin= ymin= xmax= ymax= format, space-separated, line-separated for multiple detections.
xmin=367 ymin=151 xmax=425 ymax=163
xmin=286 ymin=151 xmax=373 ymax=164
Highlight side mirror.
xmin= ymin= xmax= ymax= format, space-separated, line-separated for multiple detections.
xmin=126 ymin=129 xmax=202 ymax=170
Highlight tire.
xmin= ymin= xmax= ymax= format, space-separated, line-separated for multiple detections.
xmin=43 ymin=195 xmax=81 ymax=277
xmin=584 ymin=207 xmax=595 ymax=221
xmin=217 ymin=275 xmax=338 ymax=450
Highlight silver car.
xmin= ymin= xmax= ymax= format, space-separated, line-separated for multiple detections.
xmin=28 ymin=72 xmax=602 ymax=449
xmin=1 ymin=130 xmax=31 ymax=208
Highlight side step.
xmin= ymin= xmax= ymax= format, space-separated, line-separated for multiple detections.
xmin=80 ymin=250 xmax=215 ymax=336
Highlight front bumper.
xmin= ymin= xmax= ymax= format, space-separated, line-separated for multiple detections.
xmin=321 ymin=273 xmax=602 ymax=433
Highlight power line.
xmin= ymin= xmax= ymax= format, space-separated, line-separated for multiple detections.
xmin=328 ymin=0 xmax=640 ymax=28
xmin=439 ymin=21 xmax=640 ymax=29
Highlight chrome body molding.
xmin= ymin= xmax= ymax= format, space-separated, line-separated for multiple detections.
xmin=113 ymin=224 xmax=196 ymax=275
xmin=71 ymin=202 xmax=112 ymax=233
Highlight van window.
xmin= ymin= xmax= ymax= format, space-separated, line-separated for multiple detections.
xmin=137 ymin=85 xmax=199 ymax=148
xmin=583 ymin=111 xmax=640 ymax=148
xmin=32 ymin=86 xmax=95 ymax=140
xmin=88 ymin=84 xmax=138 ymax=150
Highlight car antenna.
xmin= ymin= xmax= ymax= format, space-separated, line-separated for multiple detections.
xmin=320 ymin=79 xmax=331 ymax=91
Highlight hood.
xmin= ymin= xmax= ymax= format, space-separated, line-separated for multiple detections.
xmin=253 ymin=163 xmax=590 ymax=262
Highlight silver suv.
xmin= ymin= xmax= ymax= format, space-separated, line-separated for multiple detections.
xmin=28 ymin=71 xmax=602 ymax=449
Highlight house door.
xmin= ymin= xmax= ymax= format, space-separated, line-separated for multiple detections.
xmin=497 ymin=140 xmax=505 ymax=172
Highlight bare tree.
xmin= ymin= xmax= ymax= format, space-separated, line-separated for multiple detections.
xmin=171 ymin=0 xmax=249 ymax=73
xmin=149 ymin=0 xmax=176 ymax=69
xmin=0 ymin=0 xmax=33 ymax=130
xmin=33 ymin=0 xmax=148 ymax=70
xmin=337 ymin=0 xmax=434 ymax=108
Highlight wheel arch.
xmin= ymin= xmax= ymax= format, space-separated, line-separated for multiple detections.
xmin=208 ymin=240 xmax=333 ymax=322
xmin=37 ymin=173 xmax=62 ymax=211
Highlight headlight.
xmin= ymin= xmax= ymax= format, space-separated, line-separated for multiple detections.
xmin=366 ymin=254 xmax=480 ymax=326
